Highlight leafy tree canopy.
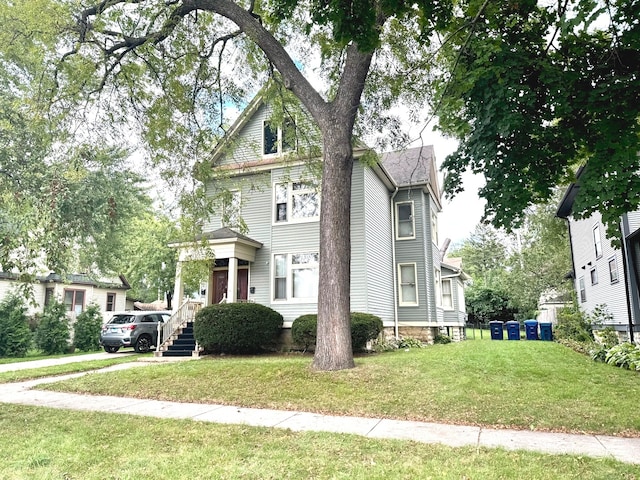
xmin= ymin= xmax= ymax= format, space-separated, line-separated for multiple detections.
xmin=437 ymin=0 xmax=640 ymax=240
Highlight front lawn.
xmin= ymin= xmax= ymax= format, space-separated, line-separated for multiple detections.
xmin=41 ymin=339 xmax=640 ymax=436
xmin=0 ymin=404 xmax=638 ymax=480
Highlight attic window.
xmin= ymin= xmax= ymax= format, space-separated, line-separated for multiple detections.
xmin=263 ymin=119 xmax=296 ymax=156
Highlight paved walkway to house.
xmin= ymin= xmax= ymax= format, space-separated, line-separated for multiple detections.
xmin=1 ymin=354 xmax=639 ymax=465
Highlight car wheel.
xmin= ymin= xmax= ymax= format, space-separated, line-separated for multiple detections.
xmin=134 ymin=335 xmax=152 ymax=353
xmin=104 ymin=346 xmax=120 ymax=353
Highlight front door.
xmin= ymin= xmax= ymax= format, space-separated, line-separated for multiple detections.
xmin=212 ymin=268 xmax=249 ymax=303
xmin=212 ymin=270 xmax=228 ymax=304
xmin=237 ymin=269 xmax=248 ymax=301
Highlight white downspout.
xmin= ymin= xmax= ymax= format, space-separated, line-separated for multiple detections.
xmin=390 ymin=187 xmax=399 ymax=340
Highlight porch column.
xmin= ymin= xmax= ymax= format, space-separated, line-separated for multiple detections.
xmin=173 ymin=261 xmax=184 ymax=311
xmin=227 ymin=257 xmax=238 ymax=303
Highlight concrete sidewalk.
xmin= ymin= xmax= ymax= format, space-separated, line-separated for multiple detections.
xmin=0 ymin=351 xmax=136 ymax=373
xmin=0 ymin=359 xmax=639 ymax=465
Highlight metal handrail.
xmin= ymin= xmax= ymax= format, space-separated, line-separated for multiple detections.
xmin=156 ymin=299 xmax=203 ymax=353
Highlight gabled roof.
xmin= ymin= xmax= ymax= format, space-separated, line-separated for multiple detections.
xmin=0 ymin=272 xmax=130 ymax=290
xmin=379 ymin=145 xmax=442 ymax=208
xmin=199 ymin=227 xmax=263 ymax=247
xmin=556 ymin=165 xmax=586 ymax=219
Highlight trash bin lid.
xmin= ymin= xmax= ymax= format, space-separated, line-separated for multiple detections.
xmin=524 ymin=320 xmax=538 ymax=325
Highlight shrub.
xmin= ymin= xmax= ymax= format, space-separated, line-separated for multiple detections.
xmin=0 ymin=293 xmax=32 ymax=357
xmin=605 ymin=343 xmax=640 ymax=370
xmin=398 ymin=336 xmax=424 ymax=349
xmin=433 ymin=333 xmax=452 ymax=344
xmin=554 ymin=307 xmax=593 ymax=343
xmin=290 ymin=314 xmax=317 ymax=351
xmin=35 ymin=299 xmax=70 ymax=355
xmin=73 ymin=304 xmax=103 ymax=351
xmin=291 ymin=312 xmax=383 ymax=352
xmin=194 ymin=302 xmax=283 ymax=354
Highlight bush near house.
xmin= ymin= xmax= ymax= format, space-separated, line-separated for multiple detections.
xmin=73 ymin=304 xmax=103 ymax=352
xmin=35 ymin=300 xmax=70 ymax=355
xmin=194 ymin=303 xmax=283 ymax=354
xmin=0 ymin=293 xmax=32 ymax=357
xmin=291 ymin=312 xmax=383 ymax=352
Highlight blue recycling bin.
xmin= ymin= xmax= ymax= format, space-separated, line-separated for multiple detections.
xmin=539 ymin=322 xmax=553 ymax=341
xmin=506 ymin=321 xmax=521 ymax=340
xmin=524 ymin=320 xmax=539 ymax=340
xmin=489 ymin=321 xmax=504 ymax=340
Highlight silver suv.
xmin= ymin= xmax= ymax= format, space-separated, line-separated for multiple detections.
xmin=100 ymin=311 xmax=171 ymax=353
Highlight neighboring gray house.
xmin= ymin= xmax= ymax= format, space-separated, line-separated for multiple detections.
xmin=171 ymin=92 xmax=467 ymax=343
xmin=0 ymin=272 xmax=130 ymax=323
xmin=557 ymin=178 xmax=640 ymax=342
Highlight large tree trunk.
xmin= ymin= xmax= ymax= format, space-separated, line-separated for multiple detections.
xmin=312 ymin=126 xmax=355 ymax=371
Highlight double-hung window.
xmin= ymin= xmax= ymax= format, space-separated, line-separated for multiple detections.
xmin=396 ymin=202 xmax=415 ymax=239
xmin=273 ymin=253 xmax=319 ymax=301
xmin=578 ymin=277 xmax=586 ymax=303
xmin=274 ymin=182 xmax=319 ymax=223
xmin=263 ymin=119 xmax=296 ymax=156
xmin=398 ymin=263 xmax=418 ymax=306
xmin=64 ymin=289 xmax=85 ymax=314
xmin=442 ymin=279 xmax=453 ymax=309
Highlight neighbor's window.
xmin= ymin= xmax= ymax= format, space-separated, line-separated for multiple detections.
xmin=578 ymin=277 xmax=586 ymax=303
xmin=396 ymin=202 xmax=415 ymax=239
xmin=593 ymin=225 xmax=603 ymax=259
xmin=398 ymin=263 xmax=418 ymax=306
xmin=263 ymin=119 xmax=296 ymax=156
xmin=64 ymin=289 xmax=85 ymax=314
xmin=44 ymin=288 xmax=54 ymax=306
xmin=590 ymin=268 xmax=598 ymax=286
xmin=609 ymin=257 xmax=619 ymax=284
xmin=442 ymin=279 xmax=453 ymax=309
xmin=106 ymin=293 xmax=116 ymax=312
xmin=273 ymin=182 xmax=319 ymax=223
xmin=273 ymin=252 xmax=319 ymax=301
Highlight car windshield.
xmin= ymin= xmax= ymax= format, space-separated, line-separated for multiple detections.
xmin=108 ymin=314 xmax=135 ymax=325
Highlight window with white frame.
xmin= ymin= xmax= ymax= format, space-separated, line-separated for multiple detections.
xmin=578 ymin=277 xmax=586 ymax=303
xmin=396 ymin=202 xmax=415 ymax=239
xmin=106 ymin=293 xmax=116 ymax=312
xmin=431 ymin=211 xmax=438 ymax=246
xmin=398 ymin=263 xmax=418 ymax=305
xmin=274 ymin=182 xmax=319 ymax=223
xmin=263 ymin=120 xmax=296 ymax=156
xmin=590 ymin=267 xmax=598 ymax=285
xmin=222 ymin=190 xmax=242 ymax=229
xmin=593 ymin=225 xmax=603 ymax=259
xmin=442 ymin=278 xmax=453 ymax=309
xmin=434 ymin=268 xmax=442 ymax=306
xmin=609 ymin=257 xmax=619 ymax=283
xmin=273 ymin=253 xmax=319 ymax=301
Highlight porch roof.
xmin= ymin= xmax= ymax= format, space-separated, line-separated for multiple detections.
xmin=171 ymin=227 xmax=263 ymax=263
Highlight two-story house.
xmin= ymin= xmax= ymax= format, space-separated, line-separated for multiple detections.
xmin=171 ymin=92 xmax=467 ymax=344
xmin=557 ymin=175 xmax=640 ymax=342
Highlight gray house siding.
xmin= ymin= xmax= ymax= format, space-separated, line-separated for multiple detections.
xmin=394 ymin=188 xmax=429 ymax=324
xmin=357 ymin=163 xmax=394 ymax=325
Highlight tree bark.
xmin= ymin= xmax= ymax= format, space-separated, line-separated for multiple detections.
xmin=312 ymin=126 xmax=356 ymax=371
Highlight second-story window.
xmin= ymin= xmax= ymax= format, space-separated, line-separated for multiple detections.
xmin=396 ymin=202 xmax=415 ymax=239
xmin=222 ymin=190 xmax=242 ymax=229
xmin=593 ymin=225 xmax=603 ymax=259
xmin=274 ymin=182 xmax=319 ymax=223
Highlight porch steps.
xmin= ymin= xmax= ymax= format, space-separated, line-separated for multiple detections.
xmin=161 ymin=323 xmax=197 ymax=357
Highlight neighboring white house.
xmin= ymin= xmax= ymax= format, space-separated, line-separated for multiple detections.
xmin=170 ymin=91 xmax=468 ymax=343
xmin=557 ymin=175 xmax=640 ymax=342
xmin=0 ymin=272 xmax=130 ymax=323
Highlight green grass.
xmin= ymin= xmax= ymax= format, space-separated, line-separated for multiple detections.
xmin=0 ymin=404 xmax=638 ymax=480
xmin=41 ymin=340 xmax=640 ymax=435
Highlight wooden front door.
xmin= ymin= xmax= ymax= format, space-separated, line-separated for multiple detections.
xmin=237 ymin=269 xmax=248 ymax=301
xmin=212 ymin=270 xmax=228 ymax=304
